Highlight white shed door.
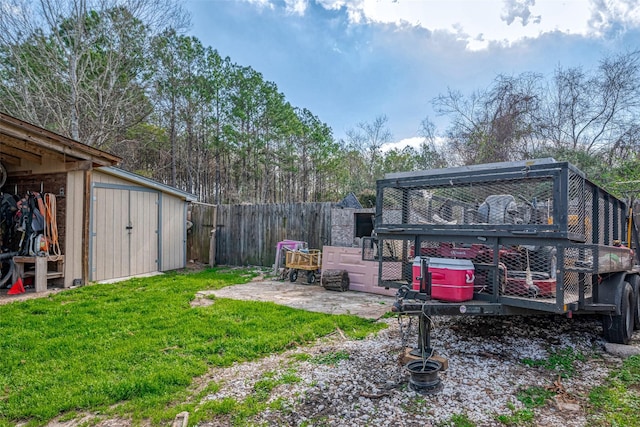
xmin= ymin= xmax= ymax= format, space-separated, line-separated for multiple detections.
xmin=92 ymin=188 xmax=159 ymax=281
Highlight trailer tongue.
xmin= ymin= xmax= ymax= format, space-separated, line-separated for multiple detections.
xmin=364 ymin=158 xmax=640 ymax=377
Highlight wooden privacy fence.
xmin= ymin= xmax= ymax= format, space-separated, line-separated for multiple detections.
xmin=187 ymin=202 xmax=217 ymax=265
xmin=187 ymin=202 xmax=333 ymax=267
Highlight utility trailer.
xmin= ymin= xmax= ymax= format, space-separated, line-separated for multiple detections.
xmin=363 ymin=158 xmax=640 ymax=354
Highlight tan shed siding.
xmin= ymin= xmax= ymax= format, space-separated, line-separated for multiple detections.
xmin=91 ymin=169 xmax=187 ymax=278
xmin=93 ymin=171 xmax=142 ymax=187
xmin=92 ymin=187 xmax=130 ymax=281
xmin=90 ymin=171 xmax=152 ymax=281
xmin=64 ymin=170 xmax=85 ymax=287
xmin=129 ymin=190 xmax=159 ymax=276
xmin=161 ymin=195 xmax=186 ymax=271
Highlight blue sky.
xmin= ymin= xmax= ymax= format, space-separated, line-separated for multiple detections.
xmin=185 ymin=0 xmax=640 ymax=149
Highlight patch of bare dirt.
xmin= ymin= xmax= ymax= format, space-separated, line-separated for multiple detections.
xmin=190 ymin=291 xmax=215 ymax=307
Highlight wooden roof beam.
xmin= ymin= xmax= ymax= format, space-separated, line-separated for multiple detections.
xmin=0 ymin=114 xmax=120 ymax=166
xmin=0 ymin=133 xmax=73 ymax=164
xmin=0 ymin=141 xmax=42 ymax=164
xmin=0 ymin=134 xmax=51 ymax=157
xmin=0 ymin=152 xmax=21 ymax=165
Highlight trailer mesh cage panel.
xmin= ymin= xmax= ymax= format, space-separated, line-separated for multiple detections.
xmin=568 ymin=172 xmax=589 ymax=240
xmin=378 ymin=160 xmax=627 ymax=243
xmin=370 ymin=237 xmax=563 ymax=301
xmin=381 ymin=178 xmax=554 ymax=229
xmin=368 ymin=159 xmax=633 ymax=312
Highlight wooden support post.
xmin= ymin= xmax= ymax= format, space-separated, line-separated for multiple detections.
xmin=209 ymin=229 xmax=216 ymax=267
xmin=34 ymin=256 xmax=47 ymax=292
xmin=82 ymin=168 xmax=92 ymax=284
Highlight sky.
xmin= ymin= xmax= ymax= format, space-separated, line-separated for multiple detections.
xmin=184 ymin=0 xmax=640 ymax=150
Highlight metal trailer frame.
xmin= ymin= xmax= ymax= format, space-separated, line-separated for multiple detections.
xmin=364 ymin=158 xmax=640 ymax=346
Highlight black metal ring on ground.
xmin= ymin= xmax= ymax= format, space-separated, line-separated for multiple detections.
xmin=406 ymin=359 xmax=443 ymax=394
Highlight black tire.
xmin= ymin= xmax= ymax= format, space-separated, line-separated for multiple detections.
xmin=289 ymin=269 xmax=298 ymax=282
xmin=603 ymin=281 xmax=634 ymax=344
xmin=0 ymin=259 xmax=14 ymax=288
xmin=307 ymin=271 xmax=316 ymax=284
xmin=0 ymin=161 xmax=6 ymax=188
xmin=629 ymin=275 xmax=640 ymax=330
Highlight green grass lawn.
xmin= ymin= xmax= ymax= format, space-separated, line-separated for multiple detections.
xmin=588 ymin=355 xmax=640 ymax=426
xmin=0 ymin=268 xmax=385 ymax=426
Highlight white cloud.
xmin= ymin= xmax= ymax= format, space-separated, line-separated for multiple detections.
xmin=381 ymin=136 xmax=423 ymax=152
xmin=307 ymin=0 xmax=640 ymax=50
xmin=360 ymin=0 xmax=596 ymax=50
xmin=316 ymin=0 xmax=350 ymax=9
xmin=285 ymin=0 xmax=307 ymax=15
xmin=245 ymin=0 xmax=640 ymax=49
xmin=312 ymin=0 xmax=367 ymax=23
xmin=381 ymin=136 xmax=449 ymax=153
xmin=501 ymin=0 xmax=540 ymax=25
xmin=588 ymin=0 xmax=640 ymax=35
xmin=243 ymin=0 xmax=275 ymax=10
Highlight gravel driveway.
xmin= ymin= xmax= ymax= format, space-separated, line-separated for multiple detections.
xmin=195 ymin=313 xmax=630 ymax=427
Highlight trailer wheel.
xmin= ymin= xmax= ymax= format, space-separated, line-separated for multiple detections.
xmin=289 ymin=269 xmax=298 ymax=282
xmin=602 ymin=281 xmax=634 ymax=344
xmin=629 ymin=275 xmax=640 ymax=330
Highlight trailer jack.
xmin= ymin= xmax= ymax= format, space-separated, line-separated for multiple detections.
xmin=405 ymin=310 xmax=443 ymax=393
xmin=410 ymin=311 xmax=433 ymax=358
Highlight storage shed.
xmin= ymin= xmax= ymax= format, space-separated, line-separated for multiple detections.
xmin=0 ymin=112 xmax=195 ymax=291
xmin=89 ymin=167 xmax=196 ymax=282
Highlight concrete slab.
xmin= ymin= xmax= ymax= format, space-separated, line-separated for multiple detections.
xmin=199 ymin=280 xmax=395 ymax=319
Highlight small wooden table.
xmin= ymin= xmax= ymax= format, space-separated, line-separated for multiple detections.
xmin=12 ymin=255 xmax=65 ymax=293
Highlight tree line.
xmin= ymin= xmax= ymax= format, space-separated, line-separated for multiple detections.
xmin=433 ymin=55 xmax=640 ymax=187
xmin=0 ymin=0 xmax=638 ymax=204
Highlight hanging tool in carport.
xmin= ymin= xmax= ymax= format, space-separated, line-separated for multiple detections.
xmin=0 ymin=179 xmax=63 ymax=283
xmin=44 ymin=193 xmax=62 ymax=260
xmin=16 ymin=191 xmax=46 ymax=256
xmin=13 ymin=191 xmax=60 ymax=257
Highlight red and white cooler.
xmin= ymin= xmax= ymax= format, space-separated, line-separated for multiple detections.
xmin=412 ymin=257 xmax=475 ymax=302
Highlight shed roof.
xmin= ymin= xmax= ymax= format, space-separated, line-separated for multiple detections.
xmin=0 ymin=111 xmax=121 ymax=167
xmin=99 ymin=167 xmax=198 ymax=202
